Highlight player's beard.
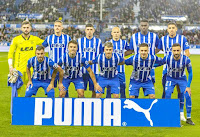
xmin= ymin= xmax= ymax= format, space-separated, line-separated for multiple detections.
xmin=174 ymin=54 xmax=180 ymax=60
xmin=23 ymin=31 xmax=30 ymax=36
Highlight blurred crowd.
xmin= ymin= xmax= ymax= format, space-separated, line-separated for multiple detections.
xmin=1 ymin=0 xmax=200 ymax=24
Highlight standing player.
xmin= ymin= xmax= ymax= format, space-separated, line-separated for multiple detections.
xmin=77 ymin=24 xmax=103 ymax=98
xmin=8 ymin=21 xmax=44 ymax=96
xmin=106 ymin=27 xmax=129 ymax=98
xmin=89 ymin=42 xmax=124 ymax=98
xmin=42 ymin=20 xmax=71 ymax=97
xmin=25 ymin=46 xmax=64 ymax=97
xmin=157 ymin=43 xmax=194 ymax=125
xmin=156 ymin=22 xmax=190 ymax=121
xmin=127 ymin=19 xmax=159 ymax=85
xmin=125 ymin=43 xmax=162 ymax=99
xmin=48 ymin=40 xmax=102 ymax=97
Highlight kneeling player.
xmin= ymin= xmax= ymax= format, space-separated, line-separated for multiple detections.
xmin=25 ymin=46 xmax=64 ymax=97
xmin=159 ymin=43 xmax=194 ymax=125
xmin=49 ymin=40 xmax=102 ymax=98
xmin=89 ymin=42 xmax=124 ymax=98
xmin=125 ymin=43 xmax=162 ymax=99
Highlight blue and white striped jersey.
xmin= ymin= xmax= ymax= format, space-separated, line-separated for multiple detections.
xmin=77 ymin=36 xmax=103 ymax=74
xmin=158 ymin=34 xmax=189 ymax=74
xmin=129 ymin=32 xmax=159 ymax=55
xmin=107 ymin=39 xmax=129 ymax=73
xmin=92 ymin=53 xmax=123 ymax=78
xmin=42 ymin=34 xmax=71 ymax=64
xmin=125 ymin=54 xmax=162 ymax=82
xmin=162 ymin=54 xmax=192 ymax=78
xmin=27 ymin=56 xmax=58 ymax=80
xmin=58 ymin=52 xmax=90 ymax=79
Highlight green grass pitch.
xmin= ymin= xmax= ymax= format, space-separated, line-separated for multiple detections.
xmin=0 ymin=52 xmax=199 ymax=137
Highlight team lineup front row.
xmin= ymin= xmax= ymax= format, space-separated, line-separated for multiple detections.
xmin=7 ymin=20 xmax=194 ymax=125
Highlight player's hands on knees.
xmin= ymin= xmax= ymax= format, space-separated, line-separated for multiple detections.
xmin=26 ymin=81 xmax=33 ymax=89
xmin=59 ymin=89 xmax=66 ymax=98
xmin=185 ymin=87 xmax=191 ymax=96
xmin=58 ymin=83 xmax=65 ymax=92
xmin=94 ymin=84 xmax=102 ymax=93
xmin=47 ymin=83 xmax=54 ymax=92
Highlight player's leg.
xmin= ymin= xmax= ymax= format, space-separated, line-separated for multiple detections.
xmin=143 ymin=80 xmax=155 ymax=99
xmin=178 ymin=79 xmax=194 ymax=125
xmin=18 ymin=72 xmax=29 ymax=97
xmin=164 ymin=78 xmax=176 ymax=99
xmin=110 ymin=76 xmax=120 ymax=98
xmin=88 ymin=74 xmax=98 ymax=98
xmin=106 ymin=86 xmax=111 ymax=98
xmin=25 ymin=80 xmax=39 ymax=97
xmin=118 ymin=72 xmax=126 ymax=98
xmin=95 ymin=76 xmax=105 ymax=98
xmin=59 ymin=78 xmax=70 ymax=97
xmin=162 ymin=74 xmax=167 ymax=99
xmin=43 ymin=80 xmax=55 ymax=97
xmin=82 ymin=73 xmax=90 ymax=97
xmin=129 ymin=79 xmax=140 ymax=99
xmin=176 ymin=85 xmax=186 ymax=121
xmin=74 ymin=77 xmax=85 ymax=98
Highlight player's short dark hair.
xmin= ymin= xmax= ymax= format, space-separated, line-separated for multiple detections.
xmin=36 ymin=46 xmax=45 ymax=51
xmin=54 ymin=20 xmax=63 ymax=25
xmin=167 ymin=22 xmax=177 ymax=27
xmin=104 ymin=42 xmax=113 ymax=48
xmin=172 ymin=43 xmax=181 ymax=48
xmin=21 ymin=21 xmax=32 ymax=27
xmin=68 ymin=40 xmax=78 ymax=47
xmin=139 ymin=43 xmax=149 ymax=48
xmin=140 ymin=19 xmax=149 ymax=23
xmin=85 ymin=24 xmax=94 ymax=28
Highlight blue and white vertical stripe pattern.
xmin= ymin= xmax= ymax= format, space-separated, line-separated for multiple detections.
xmin=58 ymin=53 xmax=90 ymax=79
xmin=129 ymin=32 xmax=159 ymax=55
xmin=164 ymin=54 xmax=192 ymax=78
xmin=42 ymin=34 xmax=71 ymax=64
xmin=77 ymin=37 xmax=103 ymax=74
xmin=158 ymin=34 xmax=189 ymax=73
xmin=125 ymin=54 xmax=162 ymax=82
xmin=108 ymin=39 xmax=128 ymax=73
xmin=27 ymin=56 xmax=58 ymax=80
xmin=95 ymin=53 xmax=122 ymax=78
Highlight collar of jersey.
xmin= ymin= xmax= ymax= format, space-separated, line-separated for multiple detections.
xmin=21 ymin=34 xmax=31 ymax=40
xmin=85 ymin=36 xmax=94 ymax=41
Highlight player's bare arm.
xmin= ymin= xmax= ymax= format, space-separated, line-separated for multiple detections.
xmin=26 ymin=67 xmax=33 ymax=88
xmin=185 ymin=49 xmax=190 ymax=57
xmin=86 ymin=67 xmax=102 ymax=92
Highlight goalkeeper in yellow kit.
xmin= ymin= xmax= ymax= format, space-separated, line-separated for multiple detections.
xmin=8 ymin=21 xmax=44 ymax=96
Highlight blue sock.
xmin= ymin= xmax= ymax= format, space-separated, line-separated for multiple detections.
xmin=185 ymin=92 xmax=192 ymax=118
xmin=120 ymin=84 xmax=126 ymax=98
xmin=106 ymin=86 xmax=111 ymax=98
xmin=179 ymin=92 xmax=184 ymax=112
xmin=65 ymin=91 xmax=69 ymax=97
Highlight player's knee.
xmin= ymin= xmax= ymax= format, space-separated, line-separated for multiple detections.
xmin=129 ymin=95 xmax=135 ymax=98
xmin=113 ymin=94 xmax=119 ymax=98
xmin=78 ymin=93 xmax=84 ymax=98
xmin=149 ymin=94 xmax=155 ymax=99
xmin=96 ymin=94 xmax=101 ymax=98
